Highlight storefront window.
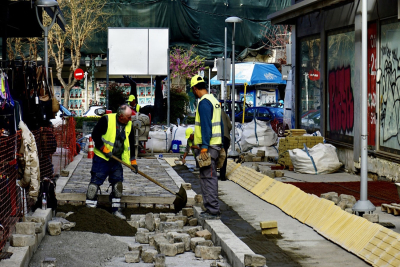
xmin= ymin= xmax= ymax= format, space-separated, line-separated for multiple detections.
xmin=380 ymin=21 xmax=400 ymax=153
xmin=327 ymin=30 xmax=355 ymax=143
xmin=299 ymin=37 xmax=321 ymax=132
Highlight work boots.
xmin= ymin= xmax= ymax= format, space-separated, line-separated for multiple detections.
xmin=113 ymin=210 xmax=126 ymax=220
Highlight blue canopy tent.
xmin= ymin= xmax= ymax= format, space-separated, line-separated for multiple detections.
xmin=211 ymin=62 xmax=286 ymax=86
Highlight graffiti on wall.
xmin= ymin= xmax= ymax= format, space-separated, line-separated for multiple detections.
xmin=379 ymin=44 xmax=400 ymax=148
xmin=328 ymin=67 xmax=354 ymax=134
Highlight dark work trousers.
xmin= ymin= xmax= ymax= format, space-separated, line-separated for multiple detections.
xmin=90 ymin=155 xmax=124 ymax=212
xmin=219 ymin=137 xmax=231 ymax=180
xmin=199 ymin=146 xmax=220 ymax=215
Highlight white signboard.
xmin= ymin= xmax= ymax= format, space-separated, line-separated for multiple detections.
xmin=108 ymin=28 xmax=169 ymax=76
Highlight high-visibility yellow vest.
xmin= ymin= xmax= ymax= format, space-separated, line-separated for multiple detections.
xmin=94 ymin=114 xmax=132 ymax=164
xmin=194 ymin=94 xmax=222 ymax=146
xmin=135 ymin=104 xmax=140 ymax=112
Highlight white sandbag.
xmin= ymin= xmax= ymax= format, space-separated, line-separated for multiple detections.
xmin=147 ymin=128 xmax=172 ymax=153
xmin=250 ymin=146 xmax=279 ymax=158
xmin=289 ymin=143 xmax=342 ymax=174
xmin=239 ymin=120 xmax=278 ymax=152
xmin=171 ymin=125 xmax=195 ymax=146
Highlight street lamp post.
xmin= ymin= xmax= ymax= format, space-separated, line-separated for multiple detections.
xmin=225 ymin=16 xmax=242 ymax=157
xmin=85 ymin=55 xmax=102 ymax=105
xmin=35 ymin=0 xmax=60 ymax=83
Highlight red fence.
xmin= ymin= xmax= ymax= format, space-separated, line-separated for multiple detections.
xmin=0 ymin=117 xmax=76 ymax=252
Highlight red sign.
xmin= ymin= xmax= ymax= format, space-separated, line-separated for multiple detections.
xmin=367 ymin=23 xmax=377 ymax=147
xmin=308 ymin=70 xmax=320 ymax=81
xmin=74 ymin=68 xmax=84 ymax=80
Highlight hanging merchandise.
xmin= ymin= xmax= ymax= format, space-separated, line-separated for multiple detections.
xmin=50 ymin=69 xmax=60 ymax=114
xmin=0 ymin=71 xmax=17 ymax=136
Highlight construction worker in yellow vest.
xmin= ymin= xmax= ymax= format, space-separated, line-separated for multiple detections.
xmin=86 ymin=104 xmax=138 ymax=220
xmin=127 ymin=95 xmax=141 ymax=113
xmin=191 ymin=75 xmax=224 ymax=220
xmin=181 ymin=128 xmax=200 ymax=167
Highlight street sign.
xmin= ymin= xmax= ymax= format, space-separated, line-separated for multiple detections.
xmin=308 ymin=69 xmax=320 ymax=81
xmin=74 ymin=68 xmax=84 ymax=80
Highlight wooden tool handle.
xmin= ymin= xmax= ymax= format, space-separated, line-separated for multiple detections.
xmin=111 ymin=155 xmax=176 ymax=195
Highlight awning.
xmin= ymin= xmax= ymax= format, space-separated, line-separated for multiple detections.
xmin=267 ymin=0 xmax=352 ymax=25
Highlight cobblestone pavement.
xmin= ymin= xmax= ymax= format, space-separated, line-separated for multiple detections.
xmin=62 ymin=157 xmax=179 ymax=197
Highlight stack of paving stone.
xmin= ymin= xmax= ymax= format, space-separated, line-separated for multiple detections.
xmin=278 ymin=131 xmax=324 ymax=169
xmin=125 ymin=209 xmax=223 ymax=265
xmin=226 ymin=160 xmax=400 ymax=266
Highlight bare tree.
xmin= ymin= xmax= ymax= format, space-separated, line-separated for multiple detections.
xmin=47 ymin=0 xmax=108 ymax=106
xmin=262 ymin=23 xmax=291 ymax=64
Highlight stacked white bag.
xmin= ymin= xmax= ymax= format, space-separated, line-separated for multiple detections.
xmin=171 ymin=125 xmax=195 ymax=147
xmin=239 ymin=120 xmax=278 ymax=152
xmin=147 ymin=126 xmax=172 ymax=153
xmin=289 ymin=143 xmax=342 ymax=174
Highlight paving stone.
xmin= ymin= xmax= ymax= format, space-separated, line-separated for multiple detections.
xmin=181 ymin=183 xmax=192 ymax=190
xmin=182 ymin=226 xmax=203 ymax=237
xmin=139 ymin=218 xmax=146 ymax=228
xmin=195 ymin=246 xmax=221 ymax=260
xmin=25 ymin=216 xmax=45 ymax=224
xmin=195 ymin=229 xmax=212 ymax=240
xmin=11 ymin=234 xmax=36 ymax=247
xmin=190 ymin=237 xmax=206 ymax=251
xmin=175 ymin=242 xmax=185 ymax=254
xmin=128 ymin=244 xmax=142 ymax=254
xmin=145 ymin=213 xmax=155 ymax=231
xmin=142 ymin=249 xmax=158 ymax=263
xmin=128 ymin=220 xmax=140 ymax=229
xmin=197 ymin=240 xmax=213 ymax=247
xmin=158 ymin=243 xmax=178 ymax=256
xmin=125 ymin=251 xmax=140 ymax=263
xmin=337 ymin=200 xmax=348 ymax=210
xmin=48 ymin=221 xmax=62 ymax=236
xmin=159 ymin=222 xmax=183 ymax=232
xmin=155 ymin=254 xmax=166 ymax=267
xmin=136 ymin=228 xmax=150 ymax=244
xmin=151 ymin=234 xmax=169 ymax=250
xmin=339 ymin=194 xmax=356 ymax=205
xmin=126 ymin=203 xmax=140 ymax=208
xmin=155 ymin=218 xmax=161 ymax=230
xmin=160 ymin=213 xmax=176 ymax=221
xmin=363 ymin=213 xmax=379 ymax=223
xmin=155 ymin=204 xmax=170 ymax=209
xmin=320 ymin=192 xmax=338 ymax=200
xmin=15 ymin=222 xmax=36 ymax=235
xmin=55 ymin=212 xmax=66 ymax=218
xmin=189 ymin=218 xmax=198 ymax=226
xmin=195 ymin=194 xmax=203 ymax=203
xmin=331 ymin=196 xmax=339 ymax=204
xmin=41 ymin=257 xmax=57 ymax=267
xmin=166 ymin=215 xmax=188 ymax=225
xmin=252 ymin=157 xmax=262 ymax=162
xmin=261 ymin=228 xmax=278 ymax=235
xmin=244 ymin=254 xmax=267 ymax=267
xmin=260 ymin=221 xmax=277 ymax=229
xmin=182 ymin=208 xmax=194 ymax=217
xmin=35 ymin=223 xmax=43 ymax=234
xmin=174 ymin=234 xmax=191 ymax=251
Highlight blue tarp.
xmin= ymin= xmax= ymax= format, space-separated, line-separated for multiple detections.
xmin=211 ymin=62 xmax=286 ymax=86
xmin=60 ymin=104 xmax=72 ymax=116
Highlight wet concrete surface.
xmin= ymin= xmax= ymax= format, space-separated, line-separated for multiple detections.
xmin=173 ymin=165 xmax=302 ymax=267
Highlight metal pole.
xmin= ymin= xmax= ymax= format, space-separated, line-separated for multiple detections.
xmin=91 ymin=58 xmax=95 ymax=104
xmin=106 ymin=48 xmax=109 ymax=109
xmin=224 ymin=27 xmax=227 ymax=106
xmin=167 ymin=48 xmax=170 ymax=127
xmin=208 ymin=67 xmax=211 ymax=94
xmin=353 ymin=0 xmax=375 ymax=213
xmin=228 ymin=22 xmax=239 ymax=157
xmin=85 ymin=72 xmax=88 ymax=111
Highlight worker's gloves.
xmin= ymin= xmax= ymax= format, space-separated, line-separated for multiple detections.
xmin=182 ymin=158 xmax=186 ymax=165
xmin=101 ymin=146 xmax=113 ymax=158
xmin=200 ymin=148 xmax=209 ymax=161
xmin=131 ymin=160 xmax=138 ymax=174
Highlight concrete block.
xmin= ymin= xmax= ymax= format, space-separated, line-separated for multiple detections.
xmin=140 ymin=203 xmax=154 ymax=209
xmin=11 ymin=234 xmax=36 ymax=247
xmin=155 ymin=254 xmax=166 ymax=267
xmin=174 ymin=234 xmax=191 ymax=251
xmin=339 ymin=194 xmax=356 ymax=205
xmin=331 ymin=196 xmax=339 ymax=204
xmin=190 ymin=237 xmax=206 ymax=251
xmin=160 ymin=213 xmax=176 ymax=221
xmin=25 ymin=216 xmax=45 ymax=224
xmin=252 ymin=157 xmax=262 ymax=162
xmin=183 ymin=226 xmax=203 ymax=237
xmin=145 ymin=213 xmax=155 ymax=231
xmin=189 ymin=218 xmax=198 ymax=226
xmin=195 ymin=246 xmax=221 ymax=260
xmin=128 ymin=220 xmax=140 ymax=229
xmin=35 ymin=223 xmax=43 ymax=234
xmin=60 ymin=170 xmax=69 ymax=177
xmin=159 ymin=222 xmax=182 ymax=232
xmin=150 ymin=234 xmax=168 ymax=250
xmin=142 ymin=249 xmax=158 ymax=263
xmin=158 ymin=243 xmax=178 ymax=256
xmin=259 ymin=221 xmax=277 ymax=229
xmin=175 ymin=242 xmax=185 ymax=254
xmin=195 ymin=229 xmax=212 ymax=240
xmin=181 ymin=183 xmax=192 ymax=190
xmin=155 ymin=218 xmax=161 ymax=230
xmin=16 ymin=222 xmax=36 ymax=235
xmin=256 ymin=151 xmax=265 ymax=157
xmin=128 ymin=244 xmax=142 ymax=254
xmin=136 ymin=228 xmax=150 ymax=244
xmin=261 ymin=228 xmax=278 ymax=235
xmin=195 ymin=194 xmax=203 ymax=203
xmin=166 ymin=231 xmax=180 ymax=243
xmin=244 ymin=254 xmax=267 ymax=267
xmin=274 ymin=170 xmax=284 ymax=177
xmin=41 ymin=257 xmax=57 ymax=267
xmin=345 ymin=203 xmax=354 ymax=209
xmin=126 ymin=203 xmax=140 ymax=208
xmin=363 ymin=213 xmax=379 ymax=223
xmin=320 ymin=192 xmax=338 ymax=200
xmin=155 ymin=204 xmax=170 ymax=209
xmin=48 ymin=221 xmax=62 ymax=236
xmin=337 ymin=200 xmax=347 ymax=210
xmin=55 ymin=212 xmax=66 ymax=218
xmin=182 ymin=208 xmax=194 ymax=217
xmin=130 ymin=215 xmax=145 ymax=221
xmin=198 ymin=240 xmax=213 ymax=247
xmin=65 ymin=212 xmax=74 ymax=218
xmin=125 ymin=251 xmax=140 ymax=263
xmin=139 ymin=218 xmax=146 ymax=228
xmin=244 ymin=155 xmax=254 ymax=162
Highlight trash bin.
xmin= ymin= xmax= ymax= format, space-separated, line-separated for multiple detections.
xmin=171 ymin=140 xmax=182 ymax=153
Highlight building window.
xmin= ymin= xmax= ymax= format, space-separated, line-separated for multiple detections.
xmin=326 ymin=29 xmax=355 ymax=144
xmin=299 ymin=36 xmax=321 ymax=133
xmin=379 ymin=21 xmax=400 ymax=154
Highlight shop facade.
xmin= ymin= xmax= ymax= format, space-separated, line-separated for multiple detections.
xmin=269 ymin=0 xmax=400 ymax=181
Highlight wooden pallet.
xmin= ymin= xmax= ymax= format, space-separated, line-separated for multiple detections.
xmin=381 ymin=203 xmax=400 ymax=215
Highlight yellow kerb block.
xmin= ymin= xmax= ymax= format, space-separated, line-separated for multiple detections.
xmin=260 ymin=221 xmax=277 ymax=229
xmin=262 ymin=228 xmax=278 ymax=235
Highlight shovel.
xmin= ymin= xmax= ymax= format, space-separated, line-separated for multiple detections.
xmin=110 ymin=155 xmax=187 ymax=213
